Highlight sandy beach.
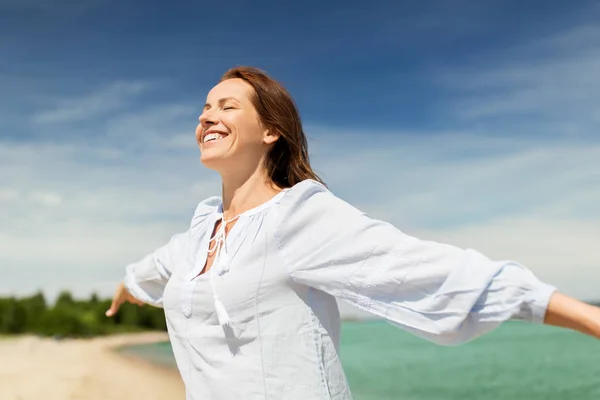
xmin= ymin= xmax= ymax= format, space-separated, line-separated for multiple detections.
xmin=0 ymin=332 xmax=185 ymax=400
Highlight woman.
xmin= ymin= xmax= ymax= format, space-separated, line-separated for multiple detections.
xmin=107 ymin=66 xmax=600 ymax=399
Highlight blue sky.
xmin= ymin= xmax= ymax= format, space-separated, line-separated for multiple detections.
xmin=1 ymin=1 xmax=599 ymax=308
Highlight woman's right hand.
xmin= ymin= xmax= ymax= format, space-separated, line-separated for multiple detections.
xmin=105 ymin=282 xmax=145 ymax=317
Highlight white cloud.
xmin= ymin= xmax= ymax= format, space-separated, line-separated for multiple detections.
xmin=29 ymin=191 xmax=63 ymax=207
xmin=439 ymin=23 xmax=600 ymax=135
xmin=310 ymin=129 xmax=600 ymax=227
xmin=32 ymin=81 xmax=153 ymax=124
xmin=103 ymin=103 xmax=199 ymax=149
xmin=0 ymin=188 xmax=20 ymax=202
xmin=413 ymin=217 xmax=600 ymax=301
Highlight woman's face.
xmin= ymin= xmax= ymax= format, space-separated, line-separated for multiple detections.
xmin=196 ymin=78 xmax=278 ymax=172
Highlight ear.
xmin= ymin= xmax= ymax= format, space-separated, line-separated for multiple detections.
xmin=263 ymin=128 xmax=281 ymax=145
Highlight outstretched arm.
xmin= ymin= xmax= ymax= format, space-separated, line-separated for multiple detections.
xmin=275 ymin=180 xmax=598 ymax=346
xmin=106 ymin=230 xmax=190 ymax=316
xmin=545 ymin=292 xmax=600 ymax=338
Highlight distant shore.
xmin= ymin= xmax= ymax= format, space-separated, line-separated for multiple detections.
xmin=0 ymin=332 xmax=185 ymax=400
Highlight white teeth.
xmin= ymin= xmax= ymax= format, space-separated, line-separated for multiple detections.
xmin=204 ymin=133 xmax=225 ymax=143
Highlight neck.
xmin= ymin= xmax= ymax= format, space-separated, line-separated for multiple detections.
xmin=220 ymin=164 xmax=281 ymax=219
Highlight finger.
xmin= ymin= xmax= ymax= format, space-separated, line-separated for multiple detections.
xmin=105 ymin=288 xmax=125 ymax=317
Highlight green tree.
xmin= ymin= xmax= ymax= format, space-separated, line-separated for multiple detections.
xmin=20 ymin=291 xmax=47 ymax=332
xmin=0 ymin=290 xmax=167 ymax=337
xmin=55 ymin=291 xmax=75 ymax=308
xmin=0 ymin=298 xmax=27 ymax=334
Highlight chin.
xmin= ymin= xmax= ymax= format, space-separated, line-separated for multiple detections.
xmin=200 ymin=152 xmax=227 ymax=171
xmin=200 ymin=154 xmax=218 ymax=168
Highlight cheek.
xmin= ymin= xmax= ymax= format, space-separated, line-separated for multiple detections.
xmin=194 ymin=124 xmax=203 ymax=143
xmin=222 ymin=117 xmax=252 ymax=143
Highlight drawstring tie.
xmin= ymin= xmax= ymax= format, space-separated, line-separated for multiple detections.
xmin=207 ymin=214 xmax=240 ymax=327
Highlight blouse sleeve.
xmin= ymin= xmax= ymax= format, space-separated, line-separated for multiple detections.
xmin=123 ymin=230 xmax=189 ymax=307
xmin=274 ymin=180 xmax=557 ymax=346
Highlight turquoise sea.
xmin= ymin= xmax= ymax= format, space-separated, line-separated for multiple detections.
xmin=120 ymin=321 xmax=600 ymax=399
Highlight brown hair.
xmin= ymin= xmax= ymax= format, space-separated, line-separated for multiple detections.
xmin=220 ymin=66 xmax=325 ymax=188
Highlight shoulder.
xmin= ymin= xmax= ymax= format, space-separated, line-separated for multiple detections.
xmin=193 ymin=195 xmax=222 ymax=216
xmin=273 ymin=180 xmax=370 ymax=272
xmin=190 ymin=195 xmax=221 ymax=236
xmin=274 ymin=179 xmax=363 ymax=228
xmin=277 ymin=179 xmax=331 ymax=209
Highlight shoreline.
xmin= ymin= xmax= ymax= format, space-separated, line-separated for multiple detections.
xmin=112 ymin=332 xmax=179 ymax=372
xmin=0 ymin=331 xmax=185 ymax=399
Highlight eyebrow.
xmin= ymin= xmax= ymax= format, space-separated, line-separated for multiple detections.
xmin=203 ymin=97 xmax=239 ymax=111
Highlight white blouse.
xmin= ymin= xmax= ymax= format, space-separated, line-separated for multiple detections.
xmin=124 ymin=179 xmax=557 ymax=400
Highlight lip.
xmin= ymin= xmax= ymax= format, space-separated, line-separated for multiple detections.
xmin=202 ymin=129 xmax=229 ymax=144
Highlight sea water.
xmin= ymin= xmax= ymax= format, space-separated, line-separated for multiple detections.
xmin=121 ymin=321 xmax=600 ymax=399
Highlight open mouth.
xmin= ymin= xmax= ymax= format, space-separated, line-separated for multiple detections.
xmin=203 ymin=132 xmax=228 ymax=143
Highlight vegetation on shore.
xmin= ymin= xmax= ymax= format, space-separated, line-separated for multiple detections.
xmin=3 ymin=291 xmax=599 ymax=338
xmin=0 ymin=291 xmax=166 ymax=337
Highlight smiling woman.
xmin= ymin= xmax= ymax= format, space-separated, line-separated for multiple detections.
xmin=106 ymin=66 xmax=600 ymax=400
xmin=197 ymin=68 xmax=324 ymax=190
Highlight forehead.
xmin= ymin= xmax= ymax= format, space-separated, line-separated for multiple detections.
xmin=206 ymin=78 xmax=254 ymax=103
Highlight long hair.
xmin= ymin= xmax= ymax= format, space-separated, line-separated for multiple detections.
xmin=220 ymin=66 xmax=325 ymax=188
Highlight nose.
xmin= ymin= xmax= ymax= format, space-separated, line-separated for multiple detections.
xmin=199 ymin=108 xmax=218 ymax=129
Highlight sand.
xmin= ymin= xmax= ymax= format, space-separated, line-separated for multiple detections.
xmin=0 ymin=332 xmax=185 ymax=400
